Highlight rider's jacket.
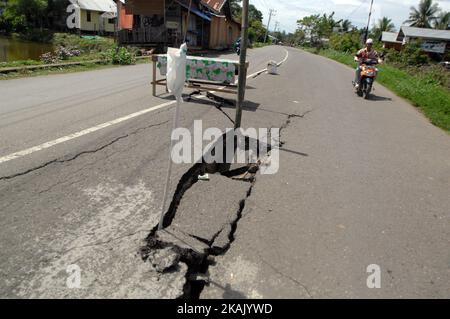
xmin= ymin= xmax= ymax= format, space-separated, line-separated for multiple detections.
xmin=356 ymin=48 xmax=379 ymax=62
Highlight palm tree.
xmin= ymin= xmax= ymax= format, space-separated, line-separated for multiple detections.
xmin=434 ymin=11 xmax=450 ymax=30
xmin=340 ymin=19 xmax=353 ymax=32
xmin=372 ymin=17 xmax=395 ymax=41
xmin=375 ymin=17 xmax=395 ymax=32
xmin=405 ymin=0 xmax=440 ymax=28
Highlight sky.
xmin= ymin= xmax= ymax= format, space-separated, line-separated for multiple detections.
xmin=246 ymin=0 xmax=450 ymax=33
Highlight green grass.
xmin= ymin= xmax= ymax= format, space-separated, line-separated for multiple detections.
xmin=302 ymin=47 xmax=450 ymax=133
xmin=252 ymin=42 xmax=271 ymax=48
xmin=0 ymin=58 xmax=150 ymax=80
xmin=52 ymin=33 xmax=115 ymax=53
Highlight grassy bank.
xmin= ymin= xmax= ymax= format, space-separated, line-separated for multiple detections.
xmin=302 ymin=47 xmax=450 ymax=133
xmin=0 ymin=59 xmax=150 ymax=80
xmin=0 ymin=33 xmax=140 ymax=79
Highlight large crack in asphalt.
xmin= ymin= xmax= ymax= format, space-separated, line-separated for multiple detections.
xmin=0 ymin=120 xmax=169 ymax=181
xmin=140 ymin=110 xmax=312 ymax=299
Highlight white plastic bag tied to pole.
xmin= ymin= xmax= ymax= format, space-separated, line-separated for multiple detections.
xmin=158 ymin=43 xmax=187 ymax=231
xmin=167 ymin=43 xmax=187 ymax=104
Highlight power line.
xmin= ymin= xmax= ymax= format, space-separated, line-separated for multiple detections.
xmin=260 ymin=0 xmax=270 ymax=11
xmin=344 ymin=0 xmax=369 ymax=21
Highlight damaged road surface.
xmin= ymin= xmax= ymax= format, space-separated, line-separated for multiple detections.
xmin=1 ymin=46 xmax=450 ymax=299
xmin=0 ymin=46 xmax=288 ymax=298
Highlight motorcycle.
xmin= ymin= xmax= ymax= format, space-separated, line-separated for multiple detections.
xmin=234 ymin=38 xmax=241 ymax=56
xmin=353 ymin=58 xmax=379 ymax=99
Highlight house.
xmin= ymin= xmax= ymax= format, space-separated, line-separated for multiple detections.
xmin=118 ymin=0 xmax=240 ymax=50
xmin=382 ymin=26 xmax=450 ymax=56
xmin=71 ymin=0 xmax=118 ymax=34
xmin=117 ymin=0 xmax=133 ymax=30
xmin=204 ymin=0 xmax=241 ymax=50
xmin=381 ymin=31 xmax=402 ymax=51
xmin=397 ymin=26 xmax=450 ymax=55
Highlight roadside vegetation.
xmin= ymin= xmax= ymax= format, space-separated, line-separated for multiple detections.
xmin=0 ymin=0 xmax=269 ymax=78
xmin=0 ymin=33 xmax=142 ymax=79
xmin=0 ymin=1 xmax=142 ymax=78
xmin=274 ymin=0 xmax=449 ymax=132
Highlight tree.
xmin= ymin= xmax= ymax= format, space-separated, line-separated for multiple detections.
xmin=233 ymin=4 xmax=263 ymax=23
xmin=229 ymin=0 xmax=241 ymax=18
xmin=405 ymin=0 xmax=440 ymax=28
xmin=46 ymin=0 xmax=69 ymax=30
xmin=329 ymin=30 xmax=362 ymax=53
xmin=2 ymin=0 xmax=48 ymax=31
xmin=321 ymin=12 xmax=342 ymax=36
xmin=372 ymin=17 xmax=395 ymax=41
xmin=230 ymin=1 xmax=266 ymax=43
xmin=248 ymin=19 xmax=266 ymax=43
xmin=340 ymin=19 xmax=353 ymax=32
xmin=297 ymin=12 xmax=341 ymax=45
xmin=434 ymin=11 xmax=450 ymax=30
xmin=374 ymin=17 xmax=395 ymax=32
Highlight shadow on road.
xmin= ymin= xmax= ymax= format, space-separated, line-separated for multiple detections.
xmin=280 ymin=148 xmax=309 ymax=157
xmin=208 ymin=281 xmax=248 ymax=299
xmin=368 ymin=94 xmax=393 ymax=102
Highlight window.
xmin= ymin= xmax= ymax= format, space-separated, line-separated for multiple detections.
xmin=108 ymin=18 xmax=115 ymax=24
xmin=87 ymin=11 xmax=91 ymax=22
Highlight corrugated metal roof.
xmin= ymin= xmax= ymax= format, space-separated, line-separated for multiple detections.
xmin=382 ymin=32 xmax=401 ymax=43
xmin=177 ymin=0 xmax=211 ymax=21
xmin=76 ymin=0 xmax=116 ymax=13
xmin=399 ymin=26 xmax=450 ymax=41
xmin=200 ymin=0 xmax=227 ymax=13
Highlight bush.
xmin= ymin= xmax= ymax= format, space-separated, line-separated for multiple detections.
xmin=55 ymin=46 xmax=81 ymax=60
xmin=329 ymin=32 xmax=361 ymax=54
xmin=411 ymin=64 xmax=450 ymax=89
xmin=385 ymin=41 xmax=429 ymax=67
xmin=40 ymin=52 xmax=59 ymax=64
xmin=52 ymin=33 xmax=114 ymax=54
xmin=102 ymin=46 xmax=136 ymax=65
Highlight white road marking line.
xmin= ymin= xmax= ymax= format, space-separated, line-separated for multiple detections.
xmin=0 ymin=48 xmax=290 ymax=165
xmin=244 ymin=48 xmax=289 ymax=80
xmin=0 ymin=101 xmax=175 ymax=164
xmin=278 ymin=48 xmax=289 ymax=66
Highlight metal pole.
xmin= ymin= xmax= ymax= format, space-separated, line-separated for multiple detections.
xmin=364 ymin=0 xmax=374 ymax=43
xmin=115 ymin=0 xmax=120 ymax=44
xmin=264 ymin=9 xmax=274 ymax=43
xmin=235 ymin=0 xmax=249 ymax=130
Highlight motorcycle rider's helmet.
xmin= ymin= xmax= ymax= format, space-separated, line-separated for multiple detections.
xmin=366 ymin=38 xmax=374 ymax=45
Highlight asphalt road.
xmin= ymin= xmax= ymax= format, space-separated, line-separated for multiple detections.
xmin=0 ymin=46 xmax=449 ymax=298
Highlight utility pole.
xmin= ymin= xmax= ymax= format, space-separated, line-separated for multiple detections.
xmin=235 ymin=0 xmax=249 ymax=130
xmin=274 ymin=21 xmax=279 ymax=33
xmin=364 ymin=0 xmax=374 ymax=43
xmin=264 ymin=9 xmax=276 ymax=43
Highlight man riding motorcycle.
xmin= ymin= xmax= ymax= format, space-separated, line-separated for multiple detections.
xmin=354 ymin=38 xmax=383 ymax=91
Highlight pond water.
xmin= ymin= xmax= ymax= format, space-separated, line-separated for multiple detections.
xmin=0 ymin=35 xmax=54 ymax=62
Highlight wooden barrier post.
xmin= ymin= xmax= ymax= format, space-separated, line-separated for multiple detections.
xmin=152 ymin=55 xmax=157 ymax=96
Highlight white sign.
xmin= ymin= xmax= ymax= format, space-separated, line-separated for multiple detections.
xmin=421 ymin=41 xmax=447 ymax=54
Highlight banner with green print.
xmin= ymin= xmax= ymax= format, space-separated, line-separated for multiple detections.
xmin=157 ymin=55 xmax=236 ymax=84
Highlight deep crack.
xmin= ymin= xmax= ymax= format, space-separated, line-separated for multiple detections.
xmin=142 ymin=111 xmax=311 ymax=299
